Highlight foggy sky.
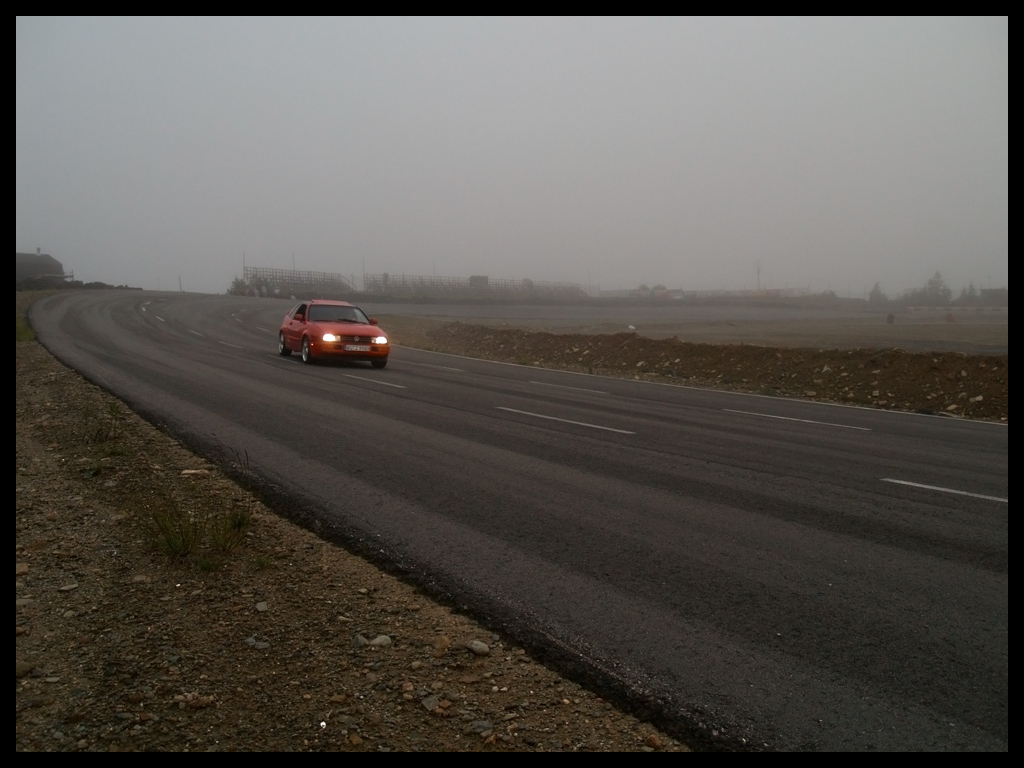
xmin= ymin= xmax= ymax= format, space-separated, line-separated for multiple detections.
xmin=16 ymin=17 xmax=1008 ymax=296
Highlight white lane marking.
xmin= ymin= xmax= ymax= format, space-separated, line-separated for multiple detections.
xmin=342 ymin=374 xmax=406 ymax=389
xmin=155 ymin=316 xmax=165 ymax=322
xmin=219 ymin=341 xmax=242 ymax=349
xmin=141 ymin=306 xmax=147 ymax=312
xmin=881 ymin=478 xmax=1007 ymax=503
xmin=143 ymin=301 xmax=150 ymax=306
xmin=722 ymin=408 xmax=870 ymax=431
xmin=530 ymin=380 xmax=608 ymax=395
xmin=189 ymin=330 xmax=203 ymax=337
xmin=496 ymin=407 xmax=635 ymax=434
xmin=398 ymin=360 xmax=464 ymax=372
xmin=257 ymin=326 xmax=272 ymax=333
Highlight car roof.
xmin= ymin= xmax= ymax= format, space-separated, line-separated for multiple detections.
xmin=307 ymin=300 xmax=354 ymax=307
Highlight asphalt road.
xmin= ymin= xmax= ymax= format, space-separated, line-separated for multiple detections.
xmin=31 ymin=291 xmax=1008 ymax=751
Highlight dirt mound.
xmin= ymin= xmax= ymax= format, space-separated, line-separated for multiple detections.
xmin=426 ymin=323 xmax=1008 ymax=421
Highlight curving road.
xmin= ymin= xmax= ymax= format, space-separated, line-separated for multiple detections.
xmin=31 ymin=291 xmax=1008 ymax=751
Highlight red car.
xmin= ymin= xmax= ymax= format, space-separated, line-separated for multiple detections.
xmin=278 ymin=300 xmax=390 ymax=368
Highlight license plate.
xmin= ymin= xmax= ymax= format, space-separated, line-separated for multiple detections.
xmin=344 ymin=344 xmax=371 ymax=352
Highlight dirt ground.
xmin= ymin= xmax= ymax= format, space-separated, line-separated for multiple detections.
xmin=379 ymin=318 xmax=1007 ymax=422
xmin=15 ymin=336 xmax=686 ymax=752
xmin=371 ymin=305 xmax=1008 ymax=357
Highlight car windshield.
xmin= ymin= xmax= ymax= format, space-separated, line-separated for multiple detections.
xmin=308 ymin=305 xmax=369 ymax=324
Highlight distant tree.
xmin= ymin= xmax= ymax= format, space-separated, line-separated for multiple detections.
xmin=652 ymin=284 xmax=667 ymax=291
xmin=638 ymin=284 xmax=650 ymax=293
xmin=956 ymin=282 xmax=979 ymax=305
xmin=925 ymin=271 xmax=952 ymax=304
xmin=868 ymin=282 xmax=888 ymax=304
xmin=228 ymin=277 xmax=249 ymax=296
xmin=898 ymin=271 xmax=952 ymax=306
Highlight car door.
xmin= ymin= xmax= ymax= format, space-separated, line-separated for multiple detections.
xmin=285 ymin=303 xmax=307 ymax=349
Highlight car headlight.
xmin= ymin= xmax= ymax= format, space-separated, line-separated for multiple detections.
xmin=374 ymin=336 xmax=388 ymax=345
xmin=322 ymin=333 xmax=338 ymax=342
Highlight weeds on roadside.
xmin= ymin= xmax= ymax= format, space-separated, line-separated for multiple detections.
xmin=145 ymin=451 xmax=258 ymax=565
xmin=195 ymin=553 xmax=224 ymax=572
xmin=149 ymin=501 xmax=205 ymax=559
xmin=16 ymin=315 xmax=35 ymax=342
xmin=83 ymin=402 xmax=125 ymax=445
xmin=209 ymin=503 xmax=252 ymax=552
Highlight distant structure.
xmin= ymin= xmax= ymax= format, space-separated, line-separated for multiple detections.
xmin=16 ymin=249 xmax=72 ymax=286
xmin=600 ymin=287 xmax=809 ymax=299
xmin=240 ymin=266 xmax=355 ymax=297
xmin=362 ymin=273 xmax=587 ymax=299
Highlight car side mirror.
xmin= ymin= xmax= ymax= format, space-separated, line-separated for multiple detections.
xmin=369 ymin=318 xmax=379 ymax=325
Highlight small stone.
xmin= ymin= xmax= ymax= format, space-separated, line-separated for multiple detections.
xmin=368 ymin=635 xmax=392 ymax=647
xmin=467 ymin=640 xmax=490 ymax=656
xmin=804 ymin=390 xmax=817 ymax=397
xmin=255 ymin=601 xmax=269 ymax=612
xmin=645 ymin=733 xmax=663 ymax=750
xmin=636 ymin=361 xmax=647 ymax=369
xmin=352 ymin=634 xmax=369 ymax=647
xmin=245 ymin=636 xmax=257 ymax=647
xmin=63 ymin=610 xmax=77 ymax=619
xmin=180 ymin=469 xmax=210 ymax=476
xmin=421 ymin=694 xmax=440 ymax=711
xmin=470 ymin=720 xmax=493 ymax=734
xmin=45 ymin=511 xmax=58 ymax=521
xmin=431 ymin=636 xmax=450 ymax=657
xmin=348 ymin=734 xmax=363 ymax=746
xmin=16 ymin=626 xmax=26 ymax=636
xmin=58 ymin=583 xmax=79 ymax=591
xmin=16 ymin=563 xmax=28 ymax=576
xmin=16 ymin=661 xmax=36 ymax=678
xmin=410 ymin=661 xmax=423 ymax=670
xmin=254 ymin=642 xmax=270 ymax=650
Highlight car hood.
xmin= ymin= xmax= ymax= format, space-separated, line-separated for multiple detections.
xmin=308 ymin=321 xmax=386 ymax=338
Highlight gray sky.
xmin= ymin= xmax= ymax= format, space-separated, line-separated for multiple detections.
xmin=16 ymin=17 xmax=1007 ymax=296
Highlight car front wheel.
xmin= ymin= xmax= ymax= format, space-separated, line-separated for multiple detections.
xmin=371 ymin=359 xmax=388 ymax=369
xmin=278 ymin=332 xmax=291 ymax=356
xmin=301 ymin=337 xmax=313 ymax=364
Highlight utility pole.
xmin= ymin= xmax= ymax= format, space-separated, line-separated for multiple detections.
xmin=756 ymin=260 xmax=761 ymax=292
